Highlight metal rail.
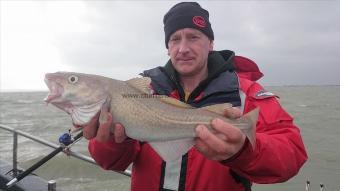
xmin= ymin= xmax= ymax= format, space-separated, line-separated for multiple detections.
xmin=0 ymin=124 xmax=132 ymax=177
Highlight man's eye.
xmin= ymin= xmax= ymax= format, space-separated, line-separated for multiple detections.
xmin=170 ymin=38 xmax=180 ymax=42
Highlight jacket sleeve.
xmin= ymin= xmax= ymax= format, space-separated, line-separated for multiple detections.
xmin=88 ymin=138 xmax=140 ymax=171
xmin=223 ymin=80 xmax=308 ymax=183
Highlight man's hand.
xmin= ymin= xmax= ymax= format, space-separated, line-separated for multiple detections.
xmin=194 ymin=107 xmax=246 ymax=161
xmin=82 ymin=110 xmax=127 ymax=143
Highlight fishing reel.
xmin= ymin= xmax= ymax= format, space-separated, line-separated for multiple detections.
xmin=58 ymin=130 xmax=83 ymax=156
xmin=59 ymin=130 xmax=83 ymax=148
xmin=58 ymin=132 xmax=73 ymax=147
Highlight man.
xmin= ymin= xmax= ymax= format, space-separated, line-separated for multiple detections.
xmin=83 ymin=2 xmax=307 ymax=191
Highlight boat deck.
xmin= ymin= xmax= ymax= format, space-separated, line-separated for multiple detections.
xmin=0 ymin=159 xmax=56 ymax=191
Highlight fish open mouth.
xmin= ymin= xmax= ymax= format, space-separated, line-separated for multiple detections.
xmin=44 ymin=77 xmax=63 ymax=103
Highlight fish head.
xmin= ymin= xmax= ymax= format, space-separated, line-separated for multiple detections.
xmin=44 ymin=72 xmax=110 ymax=126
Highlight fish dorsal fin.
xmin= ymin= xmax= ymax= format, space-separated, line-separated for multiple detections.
xmin=201 ymin=103 xmax=232 ymax=116
xmin=126 ymin=77 xmax=152 ymax=94
xmin=126 ymin=77 xmax=193 ymax=109
xmin=159 ymin=97 xmax=193 ymax=109
xmin=149 ymin=139 xmax=194 ymax=162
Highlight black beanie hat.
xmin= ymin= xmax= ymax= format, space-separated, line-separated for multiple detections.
xmin=163 ymin=2 xmax=214 ymax=48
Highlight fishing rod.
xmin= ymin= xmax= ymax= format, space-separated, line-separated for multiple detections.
xmin=306 ymin=180 xmax=326 ymax=191
xmin=320 ymin=183 xmax=324 ymax=191
xmin=6 ymin=131 xmax=83 ymax=188
xmin=306 ymin=180 xmax=310 ymax=191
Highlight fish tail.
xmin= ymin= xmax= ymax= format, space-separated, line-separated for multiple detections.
xmin=240 ymin=107 xmax=259 ymax=149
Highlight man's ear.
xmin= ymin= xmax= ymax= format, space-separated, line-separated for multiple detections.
xmin=209 ymin=40 xmax=214 ymax=51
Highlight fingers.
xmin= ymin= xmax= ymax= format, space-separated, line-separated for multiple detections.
xmin=95 ymin=112 xmax=114 ymax=142
xmin=195 ymin=137 xmax=215 ymax=158
xmin=210 ymin=119 xmax=245 ymax=143
xmin=223 ymin=107 xmax=242 ymax=119
xmin=82 ymin=108 xmax=127 ymax=143
xmin=83 ymin=112 xmax=100 ymax=139
xmin=195 ymin=125 xmax=230 ymax=156
xmin=195 ymin=119 xmax=246 ymax=161
xmin=114 ymin=123 xmax=127 ymax=143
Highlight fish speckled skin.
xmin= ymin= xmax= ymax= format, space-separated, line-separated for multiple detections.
xmin=44 ymin=72 xmax=258 ymax=161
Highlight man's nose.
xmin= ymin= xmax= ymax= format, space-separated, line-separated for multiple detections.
xmin=178 ymin=40 xmax=190 ymax=53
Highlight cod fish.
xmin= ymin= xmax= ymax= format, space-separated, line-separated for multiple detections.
xmin=44 ymin=72 xmax=258 ymax=162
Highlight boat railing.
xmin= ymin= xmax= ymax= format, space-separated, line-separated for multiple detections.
xmin=0 ymin=123 xmax=132 ymax=178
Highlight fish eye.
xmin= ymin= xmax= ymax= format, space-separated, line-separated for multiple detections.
xmin=68 ymin=75 xmax=78 ymax=84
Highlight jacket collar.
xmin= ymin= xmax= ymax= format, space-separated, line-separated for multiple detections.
xmin=161 ymin=50 xmax=236 ymax=102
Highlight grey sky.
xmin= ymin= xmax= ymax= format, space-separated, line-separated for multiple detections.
xmin=1 ymin=1 xmax=340 ymax=91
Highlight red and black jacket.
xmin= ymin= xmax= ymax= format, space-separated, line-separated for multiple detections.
xmin=88 ymin=50 xmax=307 ymax=191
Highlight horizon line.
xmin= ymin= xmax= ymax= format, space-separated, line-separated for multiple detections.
xmin=1 ymin=84 xmax=340 ymax=93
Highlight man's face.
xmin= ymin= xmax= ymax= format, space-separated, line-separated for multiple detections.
xmin=168 ymin=28 xmax=213 ymax=77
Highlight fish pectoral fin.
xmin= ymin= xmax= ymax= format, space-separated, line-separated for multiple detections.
xmin=201 ymin=103 xmax=233 ymax=116
xmin=159 ymin=97 xmax=193 ymax=109
xmin=149 ymin=139 xmax=194 ymax=162
xmin=126 ymin=77 xmax=152 ymax=94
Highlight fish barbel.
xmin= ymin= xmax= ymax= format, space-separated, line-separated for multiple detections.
xmin=44 ymin=72 xmax=258 ymax=161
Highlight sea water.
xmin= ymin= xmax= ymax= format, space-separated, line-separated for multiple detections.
xmin=1 ymin=86 xmax=340 ymax=191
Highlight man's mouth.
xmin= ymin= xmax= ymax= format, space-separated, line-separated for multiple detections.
xmin=177 ymin=57 xmax=195 ymax=62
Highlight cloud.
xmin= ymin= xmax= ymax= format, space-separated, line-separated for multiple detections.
xmin=1 ymin=1 xmax=340 ymax=91
xmin=54 ymin=1 xmax=173 ymax=80
xmin=54 ymin=1 xmax=340 ymax=85
xmin=206 ymin=1 xmax=340 ymax=85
